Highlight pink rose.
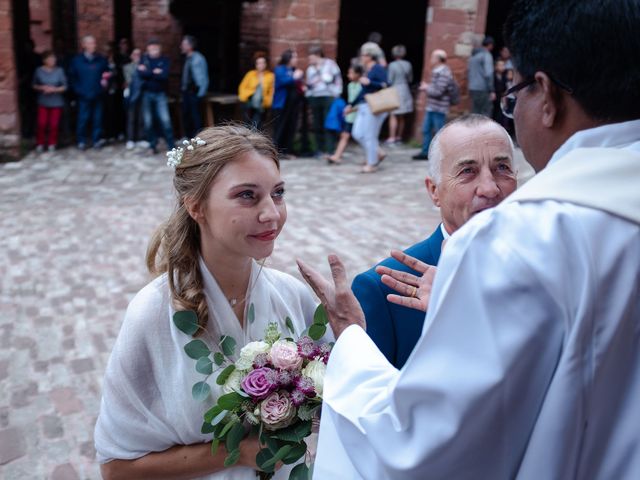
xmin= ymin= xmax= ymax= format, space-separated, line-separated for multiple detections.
xmin=241 ymin=367 xmax=277 ymax=400
xmin=260 ymin=391 xmax=297 ymax=430
xmin=270 ymin=340 xmax=303 ymax=371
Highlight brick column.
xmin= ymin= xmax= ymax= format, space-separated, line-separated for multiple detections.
xmin=240 ymin=0 xmax=273 ymax=71
xmin=76 ymin=0 xmax=114 ymax=49
xmin=0 ymin=0 xmax=20 ymax=160
xmin=269 ymin=0 xmax=340 ymax=67
xmin=413 ymin=0 xmax=489 ymax=139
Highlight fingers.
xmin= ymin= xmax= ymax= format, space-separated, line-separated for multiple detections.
xmin=375 ymin=265 xmax=420 ymax=287
xmin=386 ymin=294 xmax=427 ymax=312
xmin=327 ymin=254 xmax=348 ymax=291
xmin=379 ymin=274 xmax=419 ymax=298
xmin=296 ymin=259 xmax=330 ymax=303
xmin=389 ymin=250 xmax=431 ymax=274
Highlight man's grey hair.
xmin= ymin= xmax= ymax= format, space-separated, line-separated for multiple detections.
xmin=427 ymin=114 xmax=515 ymax=184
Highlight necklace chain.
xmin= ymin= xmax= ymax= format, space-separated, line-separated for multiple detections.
xmin=226 ymin=260 xmax=265 ymax=307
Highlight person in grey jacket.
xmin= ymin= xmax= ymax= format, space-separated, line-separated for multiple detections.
xmin=467 ymin=36 xmax=495 ymax=117
xmin=32 ymin=51 xmax=68 ymax=152
xmin=180 ymin=35 xmax=209 ymax=139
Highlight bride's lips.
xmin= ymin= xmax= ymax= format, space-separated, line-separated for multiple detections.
xmin=250 ymin=230 xmax=278 ymax=241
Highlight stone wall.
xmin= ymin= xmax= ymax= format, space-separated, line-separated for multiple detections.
xmin=0 ymin=0 xmax=20 ymax=159
xmin=414 ymin=0 xmax=489 ymax=137
xmin=240 ymin=0 xmax=273 ymax=72
xmin=76 ymin=0 xmax=113 ymax=50
xmin=269 ymin=0 xmax=340 ymax=67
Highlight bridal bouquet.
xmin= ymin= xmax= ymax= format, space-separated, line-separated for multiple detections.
xmin=173 ymin=304 xmax=332 ymax=479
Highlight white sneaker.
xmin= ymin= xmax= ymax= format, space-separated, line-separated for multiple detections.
xmin=126 ymin=141 xmax=135 ymax=150
xmin=35 ymin=145 xmax=44 ymax=153
xmin=137 ymin=140 xmax=150 ymax=149
xmin=48 ymin=145 xmax=56 ymax=152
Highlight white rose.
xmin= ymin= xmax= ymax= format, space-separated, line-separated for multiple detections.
xmin=236 ymin=341 xmax=270 ymax=370
xmin=222 ymin=369 xmax=244 ymax=394
xmin=302 ymin=359 xmax=326 ymax=397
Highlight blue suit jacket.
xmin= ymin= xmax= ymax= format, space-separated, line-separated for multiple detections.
xmin=352 ymin=225 xmax=444 ymax=368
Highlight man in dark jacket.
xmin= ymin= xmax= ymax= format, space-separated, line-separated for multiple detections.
xmin=138 ymin=39 xmax=175 ymax=154
xmin=69 ymin=35 xmax=108 ymax=149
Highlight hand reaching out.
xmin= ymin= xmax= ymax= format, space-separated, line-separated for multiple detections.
xmin=375 ymin=250 xmax=437 ymax=312
xmin=297 ymin=255 xmax=366 ymax=339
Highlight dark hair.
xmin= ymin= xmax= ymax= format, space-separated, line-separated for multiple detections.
xmin=349 ymin=64 xmax=364 ymax=76
xmin=308 ymin=45 xmax=324 ymax=57
xmin=41 ymin=50 xmax=55 ymax=60
xmin=279 ymin=49 xmax=294 ymax=66
xmin=183 ymin=35 xmax=197 ymax=49
xmin=147 ymin=38 xmax=161 ymax=47
xmin=367 ymin=32 xmax=383 ymax=45
xmin=482 ymin=36 xmax=494 ymax=47
xmin=504 ymin=0 xmax=640 ymax=122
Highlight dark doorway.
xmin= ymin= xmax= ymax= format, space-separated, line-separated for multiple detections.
xmin=113 ymin=0 xmax=133 ymax=46
xmin=337 ymin=0 xmax=428 ymax=83
xmin=485 ymin=0 xmax=515 ymax=52
xmin=170 ymin=0 xmax=242 ymax=93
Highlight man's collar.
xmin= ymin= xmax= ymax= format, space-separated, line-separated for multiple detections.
xmin=549 ymin=119 xmax=640 ymax=167
xmin=440 ymin=223 xmax=450 ymax=240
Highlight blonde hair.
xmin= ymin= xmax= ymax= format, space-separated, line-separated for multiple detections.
xmin=146 ymin=124 xmax=279 ymax=336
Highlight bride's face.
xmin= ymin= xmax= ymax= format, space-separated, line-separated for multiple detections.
xmin=198 ymin=151 xmax=286 ymax=261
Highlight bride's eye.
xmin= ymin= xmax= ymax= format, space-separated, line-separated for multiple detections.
xmin=237 ymin=190 xmax=255 ymax=200
xmin=272 ymin=187 xmax=286 ymax=199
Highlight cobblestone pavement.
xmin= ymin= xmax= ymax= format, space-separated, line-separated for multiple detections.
xmin=0 ymin=142 xmax=533 ymax=479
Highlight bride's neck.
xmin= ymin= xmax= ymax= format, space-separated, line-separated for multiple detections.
xmin=200 ymin=246 xmax=253 ymax=300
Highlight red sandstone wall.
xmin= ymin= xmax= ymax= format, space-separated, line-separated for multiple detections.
xmin=0 ymin=0 xmax=20 ymax=157
xmin=240 ymin=0 xmax=273 ymax=72
xmin=29 ymin=0 xmax=52 ymax=52
xmin=414 ymin=0 xmax=489 ymax=136
xmin=76 ymin=0 xmax=114 ymax=52
xmin=269 ymin=0 xmax=339 ymax=67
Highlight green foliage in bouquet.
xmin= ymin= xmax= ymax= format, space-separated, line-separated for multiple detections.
xmin=173 ymin=304 xmax=332 ymax=480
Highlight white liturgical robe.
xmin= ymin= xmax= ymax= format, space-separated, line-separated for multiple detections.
xmin=315 ymin=119 xmax=640 ymax=479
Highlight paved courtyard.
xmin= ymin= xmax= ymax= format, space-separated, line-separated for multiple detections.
xmin=0 ymin=141 xmax=533 ymax=479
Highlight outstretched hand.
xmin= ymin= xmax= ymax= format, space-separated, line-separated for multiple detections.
xmin=375 ymin=250 xmax=437 ymax=312
xmin=297 ymin=254 xmax=366 ymax=339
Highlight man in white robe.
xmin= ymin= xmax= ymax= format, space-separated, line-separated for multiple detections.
xmin=297 ymin=0 xmax=640 ymax=478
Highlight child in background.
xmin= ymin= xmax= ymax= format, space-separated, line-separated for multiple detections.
xmin=327 ymin=64 xmax=363 ymax=164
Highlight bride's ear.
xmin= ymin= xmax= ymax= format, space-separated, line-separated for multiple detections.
xmin=184 ymin=196 xmax=203 ymax=223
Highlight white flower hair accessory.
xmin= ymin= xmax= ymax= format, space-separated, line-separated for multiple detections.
xmin=166 ymin=137 xmax=207 ymax=168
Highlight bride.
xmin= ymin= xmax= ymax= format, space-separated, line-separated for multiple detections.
xmin=95 ymin=125 xmax=321 ymax=479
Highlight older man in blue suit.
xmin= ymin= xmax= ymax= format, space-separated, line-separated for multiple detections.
xmin=352 ymin=114 xmax=517 ymax=367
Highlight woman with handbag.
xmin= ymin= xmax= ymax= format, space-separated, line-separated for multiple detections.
xmin=345 ymin=42 xmax=391 ymax=173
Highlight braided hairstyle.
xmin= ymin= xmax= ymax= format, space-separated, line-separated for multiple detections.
xmin=146 ymin=124 xmax=279 ymax=336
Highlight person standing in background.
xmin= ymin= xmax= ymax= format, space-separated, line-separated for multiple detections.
xmin=467 ymin=35 xmax=495 ymax=117
xmin=180 ymin=35 xmax=209 ymax=139
xmin=238 ymin=52 xmax=275 ymax=131
xmin=272 ymin=50 xmax=304 ymax=158
xmin=385 ymin=45 xmax=414 ymax=146
xmin=69 ymin=35 xmax=108 ymax=150
xmin=123 ymin=48 xmax=144 ymax=150
xmin=32 ymin=51 xmax=67 ymax=153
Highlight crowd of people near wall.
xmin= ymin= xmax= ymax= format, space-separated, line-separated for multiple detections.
xmin=25 ymin=31 xmax=516 ymax=171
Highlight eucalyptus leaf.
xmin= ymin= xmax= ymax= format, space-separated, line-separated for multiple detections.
xmin=217 ymin=390 xmax=244 ymax=410
xmin=261 ymin=444 xmax=292 ymax=469
xmin=211 ymin=437 xmax=220 ymax=455
xmin=285 ymin=316 xmax=295 ymax=335
xmin=173 ymin=310 xmax=199 ymax=335
xmin=263 ymin=434 xmax=282 ymax=454
xmin=211 ymin=409 xmax=229 ymax=427
xmin=248 ymin=303 xmax=256 ymax=324
xmin=282 ymin=441 xmax=307 ymax=465
xmin=192 ymin=381 xmax=211 ymax=402
xmin=184 ymin=339 xmax=211 ymax=359
xmin=195 ymin=356 xmax=213 ymax=375
xmin=256 ymin=448 xmax=276 ymax=474
xmin=225 ymin=422 xmax=246 ymax=452
xmin=204 ymin=405 xmax=223 ymax=423
xmin=223 ymin=448 xmax=241 ymax=467
xmin=313 ymin=304 xmax=329 ymax=326
xmin=308 ymin=323 xmax=326 ymax=341
xmin=220 ymin=335 xmax=237 ymax=356
xmin=216 ymin=365 xmax=237 ymax=386
xmin=201 ymin=421 xmax=216 ymax=434
xmin=213 ymin=352 xmax=225 ymax=366
xmin=289 ymin=463 xmax=310 ymax=480
xmin=270 ymin=420 xmax=312 ymax=443
xmin=219 ymin=418 xmax=238 ymax=438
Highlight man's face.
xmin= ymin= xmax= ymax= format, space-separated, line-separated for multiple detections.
xmin=82 ymin=37 xmax=96 ymax=55
xmin=308 ymin=54 xmax=320 ymax=66
xmin=180 ymin=39 xmax=191 ymax=54
xmin=427 ymin=123 xmax=517 ymax=234
xmin=147 ymin=44 xmax=161 ymax=58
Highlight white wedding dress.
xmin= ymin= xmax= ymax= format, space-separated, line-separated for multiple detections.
xmin=95 ymin=258 xmax=319 ymax=479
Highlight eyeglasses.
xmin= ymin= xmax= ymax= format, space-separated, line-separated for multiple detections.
xmin=500 ymin=74 xmax=573 ymax=119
